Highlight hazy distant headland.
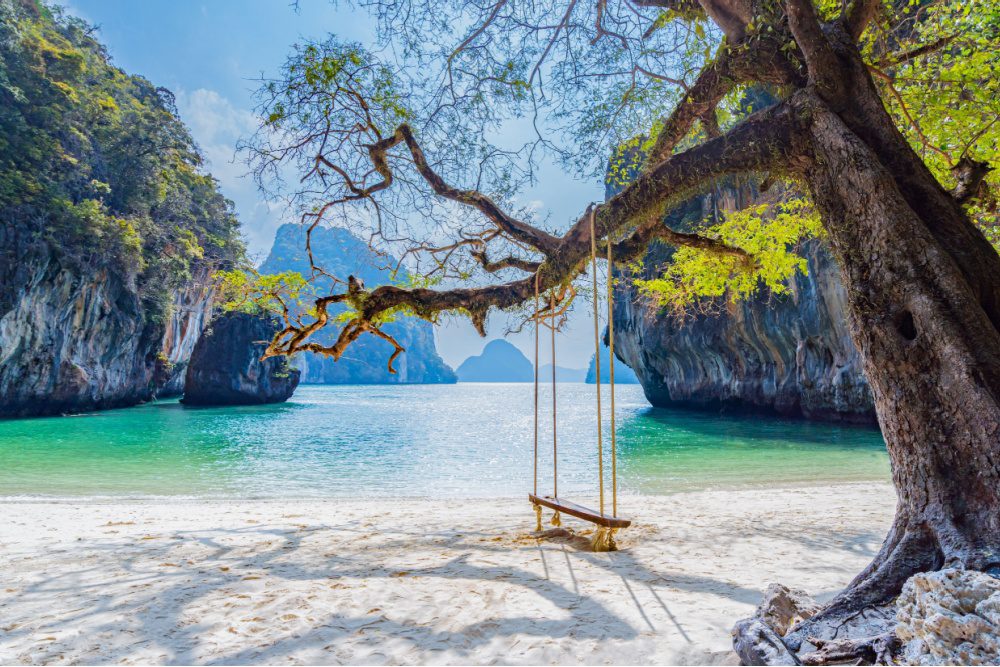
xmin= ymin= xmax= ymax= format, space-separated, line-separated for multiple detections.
xmin=455 ymin=339 xmax=643 ymax=383
xmin=585 ymin=346 xmax=640 ymax=384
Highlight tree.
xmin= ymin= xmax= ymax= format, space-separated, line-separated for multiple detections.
xmin=239 ymin=0 xmax=1000 ymax=662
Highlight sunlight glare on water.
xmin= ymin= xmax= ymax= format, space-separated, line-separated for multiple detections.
xmin=0 ymin=384 xmax=889 ymax=499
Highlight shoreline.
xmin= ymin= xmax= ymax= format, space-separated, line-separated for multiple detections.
xmin=0 ymin=483 xmax=896 ymax=665
xmin=0 ymin=480 xmax=891 ymax=505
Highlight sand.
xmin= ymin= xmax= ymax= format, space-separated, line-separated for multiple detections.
xmin=0 ymin=483 xmax=895 ymax=665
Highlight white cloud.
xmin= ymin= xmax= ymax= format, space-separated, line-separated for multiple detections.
xmin=176 ymin=88 xmax=255 ymax=149
xmin=175 ymin=88 xmax=288 ymax=258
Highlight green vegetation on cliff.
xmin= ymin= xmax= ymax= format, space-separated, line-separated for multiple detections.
xmin=0 ymin=0 xmax=243 ymax=320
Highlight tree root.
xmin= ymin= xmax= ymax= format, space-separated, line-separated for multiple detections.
xmin=798 ymin=632 xmax=899 ymax=665
xmin=780 ymin=519 xmax=939 ymax=653
xmin=732 ymin=518 xmax=949 ymax=665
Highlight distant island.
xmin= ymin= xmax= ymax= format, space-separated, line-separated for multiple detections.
xmin=259 ymin=224 xmax=456 ymax=384
xmin=456 ymin=340 xmax=533 ymax=382
xmin=456 ymin=340 xmax=592 ymax=382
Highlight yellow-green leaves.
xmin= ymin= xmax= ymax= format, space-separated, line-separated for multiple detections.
xmin=867 ymin=0 xmax=1000 ymax=249
xmin=217 ymin=270 xmax=313 ymax=316
xmin=635 ymin=197 xmax=823 ymax=316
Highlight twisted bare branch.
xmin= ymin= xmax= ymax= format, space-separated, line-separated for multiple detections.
xmin=262 ymin=95 xmax=808 ymax=361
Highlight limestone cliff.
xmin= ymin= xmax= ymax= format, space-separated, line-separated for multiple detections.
xmin=615 ymin=239 xmax=874 ymax=422
xmin=610 ymin=185 xmax=875 ymax=422
xmin=585 ymin=345 xmax=640 ymax=384
xmin=0 ymin=250 xmax=221 ymax=417
xmin=156 ymin=267 xmax=217 ymax=397
xmin=0 ymin=2 xmax=242 ymax=417
xmin=259 ymin=224 xmax=456 ymax=384
xmin=182 ymin=312 xmax=300 ymax=406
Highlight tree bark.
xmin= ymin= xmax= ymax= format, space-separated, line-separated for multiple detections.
xmin=773 ymin=29 xmax=1000 ymax=654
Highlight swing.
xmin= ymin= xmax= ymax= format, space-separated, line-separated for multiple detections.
xmin=529 ymin=208 xmax=631 ymax=551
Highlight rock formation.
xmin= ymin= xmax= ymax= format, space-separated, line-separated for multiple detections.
xmin=456 ymin=339 xmax=533 ymax=382
xmin=182 ymin=312 xmax=300 ymax=406
xmin=259 ymin=224 xmax=456 ymax=384
xmin=896 ymin=568 xmax=1000 ymax=666
xmin=734 ymin=567 xmax=1000 ymax=666
xmin=0 ymin=3 xmax=242 ymax=417
xmin=610 ymin=181 xmax=875 ymax=423
xmin=0 ymin=257 xmax=216 ymax=417
xmin=585 ymin=345 xmax=641 ymax=384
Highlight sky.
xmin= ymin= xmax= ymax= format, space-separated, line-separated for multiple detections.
xmin=66 ymin=0 xmax=606 ymax=370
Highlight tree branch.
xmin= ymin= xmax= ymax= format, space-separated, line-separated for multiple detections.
xmin=643 ymin=46 xmax=739 ymax=168
xmin=471 ymin=249 xmax=542 ymax=273
xmin=874 ymin=34 xmax=954 ymax=68
xmin=263 ymin=96 xmax=808 ymax=361
xmin=396 ymin=125 xmax=562 ymax=254
xmin=845 ymin=0 xmax=880 ymax=41
xmin=607 ymin=213 xmax=753 ymax=266
xmin=785 ymin=0 xmax=846 ymax=105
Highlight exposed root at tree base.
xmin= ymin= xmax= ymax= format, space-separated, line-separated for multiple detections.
xmin=732 ymin=516 xmax=1000 ymax=665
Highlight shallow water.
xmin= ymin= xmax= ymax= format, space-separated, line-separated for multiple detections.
xmin=0 ymin=384 xmax=889 ymax=498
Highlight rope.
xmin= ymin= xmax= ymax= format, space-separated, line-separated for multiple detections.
xmin=533 ymin=273 xmax=540 ymax=499
xmin=607 ymin=230 xmax=618 ymax=518
xmin=590 ymin=208 xmax=605 ymax=517
xmin=550 ymin=289 xmax=560 ymax=527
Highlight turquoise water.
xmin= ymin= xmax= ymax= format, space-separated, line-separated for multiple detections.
xmin=0 ymin=384 xmax=889 ymax=498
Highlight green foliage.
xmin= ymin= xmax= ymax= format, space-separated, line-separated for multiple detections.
xmin=216 ymin=269 xmax=313 ymax=316
xmin=865 ymin=0 xmax=1000 ymax=248
xmin=263 ymin=39 xmax=410 ymax=137
xmin=634 ymin=197 xmax=823 ymax=315
xmin=0 ymin=0 xmax=243 ymax=320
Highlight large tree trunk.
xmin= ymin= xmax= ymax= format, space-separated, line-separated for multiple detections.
xmin=770 ymin=31 xmax=1000 ymax=657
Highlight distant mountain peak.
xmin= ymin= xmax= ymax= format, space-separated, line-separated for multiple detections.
xmin=456 ymin=339 xmax=533 ymax=382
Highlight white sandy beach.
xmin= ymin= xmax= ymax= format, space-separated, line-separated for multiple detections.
xmin=0 ymin=483 xmax=894 ymax=665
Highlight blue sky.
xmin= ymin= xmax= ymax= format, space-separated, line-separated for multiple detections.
xmin=66 ymin=0 xmax=605 ymax=369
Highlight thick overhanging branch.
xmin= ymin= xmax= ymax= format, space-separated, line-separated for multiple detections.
xmin=697 ymin=0 xmax=751 ymax=40
xmin=604 ymin=208 xmax=753 ymax=267
xmin=643 ymin=47 xmax=739 ymax=169
xmin=471 ymin=249 xmax=542 ymax=274
xmin=639 ymin=24 xmax=802 ymax=175
xmin=263 ymin=96 xmax=808 ymax=363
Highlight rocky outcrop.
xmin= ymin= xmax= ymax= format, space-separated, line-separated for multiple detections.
xmin=0 ymin=3 xmax=242 ymax=418
xmin=182 ymin=312 xmax=300 ymax=406
xmin=259 ymin=224 xmax=456 ymax=384
xmin=156 ymin=267 xmax=216 ymax=397
xmin=896 ymin=568 xmax=1000 ymax=666
xmin=610 ymin=176 xmax=875 ymax=422
xmin=615 ymin=239 xmax=875 ymax=423
xmin=753 ymin=584 xmax=821 ymax=636
xmin=456 ymin=339 xmax=533 ymax=382
xmin=0 ymin=253 xmax=216 ymax=417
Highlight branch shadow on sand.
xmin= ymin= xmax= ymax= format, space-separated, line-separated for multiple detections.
xmin=0 ymin=507 xmax=887 ymax=665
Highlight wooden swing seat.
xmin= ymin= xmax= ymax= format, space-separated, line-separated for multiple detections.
xmin=529 ymin=493 xmax=631 ymax=529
